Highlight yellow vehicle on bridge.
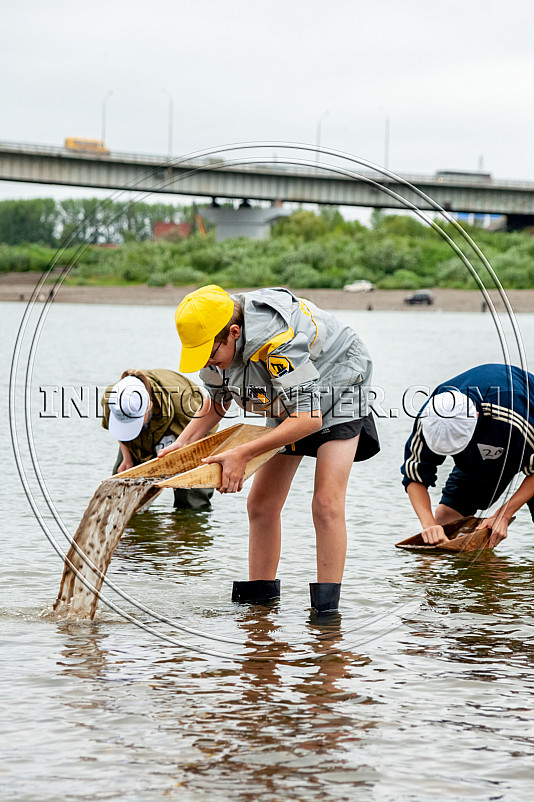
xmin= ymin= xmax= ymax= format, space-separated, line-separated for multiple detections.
xmin=64 ymin=137 xmax=110 ymax=154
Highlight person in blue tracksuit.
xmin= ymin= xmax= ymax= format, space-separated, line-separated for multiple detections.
xmin=401 ymin=364 xmax=534 ymax=548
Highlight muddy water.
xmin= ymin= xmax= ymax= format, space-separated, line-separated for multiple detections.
xmin=4 ymin=302 xmax=534 ymax=801
xmin=53 ymin=478 xmax=159 ymax=619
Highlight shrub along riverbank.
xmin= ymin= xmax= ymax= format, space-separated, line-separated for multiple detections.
xmin=1 ymin=205 xmax=533 ymax=290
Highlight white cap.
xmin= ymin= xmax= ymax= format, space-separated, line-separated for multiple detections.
xmin=107 ymin=376 xmax=150 ymax=442
xmin=421 ymin=391 xmax=477 ymax=455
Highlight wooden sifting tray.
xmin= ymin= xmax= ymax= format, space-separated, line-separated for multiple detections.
xmin=115 ymin=423 xmax=281 ymax=489
xmin=395 ymin=516 xmax=494 ymax=552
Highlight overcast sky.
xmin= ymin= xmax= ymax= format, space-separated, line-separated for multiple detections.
xmin=1 ymin=0 xmax=533 ymax=205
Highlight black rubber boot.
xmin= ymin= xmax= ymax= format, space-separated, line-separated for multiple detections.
xmin=309 ymin=582 xmax=341 ymax=614
xmin=231 ymin=579 xmax=281 ymax=604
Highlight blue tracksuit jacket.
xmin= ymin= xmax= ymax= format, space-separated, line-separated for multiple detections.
xmin=401 ymin=365 xmax=534 ymax=507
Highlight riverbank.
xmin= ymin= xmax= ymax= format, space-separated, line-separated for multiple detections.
xmin=1 ymin=272 xmax=533 ymax=312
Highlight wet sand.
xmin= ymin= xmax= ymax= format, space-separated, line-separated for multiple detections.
xmin=1 ymin=272 xmax=533 ymax=313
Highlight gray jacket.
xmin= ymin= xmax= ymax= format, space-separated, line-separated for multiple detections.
xmin=199 ymin=287 xmax=373 ymax=428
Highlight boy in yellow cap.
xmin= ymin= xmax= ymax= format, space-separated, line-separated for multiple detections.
xmin=159 ymin=285 xmax=380 ymax=613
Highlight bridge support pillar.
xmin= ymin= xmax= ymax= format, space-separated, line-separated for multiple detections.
xmin=505 ymin=213 xmax=534 ymax=231
xmin=202 ymin=203 xmax=290 ymax=241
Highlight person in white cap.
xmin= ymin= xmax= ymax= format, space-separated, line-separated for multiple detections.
xmin=102 ymin=369 xmax=216 ymax=509
xmin=401 ymin=364 xmax=534 ymax=548
xmin=105 ymin=375 xmax=151 ymax=448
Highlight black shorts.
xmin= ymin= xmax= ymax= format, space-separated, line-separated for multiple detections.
xmin=440 ymin=465 xmax=534 ymax=521
xmin=280 ymin=412 xmax=380 ymax=462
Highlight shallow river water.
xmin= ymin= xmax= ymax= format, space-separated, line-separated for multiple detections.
xmin=3 ymin=298 xmax=534 ymax=801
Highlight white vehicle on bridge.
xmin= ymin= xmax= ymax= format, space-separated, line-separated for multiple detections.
xmin=435 ymin=169 xmax=492 ymax=183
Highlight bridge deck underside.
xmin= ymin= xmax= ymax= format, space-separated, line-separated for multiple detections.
xmin=1 ymin=151 xmax=533 ymax=215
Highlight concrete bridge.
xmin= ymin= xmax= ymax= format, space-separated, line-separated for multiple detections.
xmin=1 ymin=140 xmax=534 ymax=236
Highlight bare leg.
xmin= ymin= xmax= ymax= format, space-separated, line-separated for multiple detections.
xmin=312 ymin=436 xmax=359 ymax=583
xmin=435 ymin=503 xmax=464 ymax=525
xmin=247 ymin=453 xmax=302 ymax=580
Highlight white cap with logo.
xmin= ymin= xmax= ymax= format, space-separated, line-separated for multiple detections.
xmin=107 ymin=376 xmax=150 ymax=442
xmin=421 ymin=390 xmax=477 ymax=455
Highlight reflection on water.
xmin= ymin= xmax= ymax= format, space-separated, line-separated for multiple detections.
xmin=118 ymin=507 xmax=216 ymax=576
xmin=4 ymin=304 xmax=534 ymax=800
xmin=53 ymin=610 xmax=379 ymax=800
xmin=401 ymin=552 xmax=534 ymax=672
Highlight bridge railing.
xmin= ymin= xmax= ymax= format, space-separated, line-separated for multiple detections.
xmin=1 ymin=140 xmax=534 ymax=190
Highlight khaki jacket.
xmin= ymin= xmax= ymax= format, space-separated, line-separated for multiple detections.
xmin=101 ymin=369 xmax=208 ymax=463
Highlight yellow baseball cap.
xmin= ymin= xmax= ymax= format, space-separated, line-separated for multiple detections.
xmin=175 ymin=285 xmax=234 ymax=372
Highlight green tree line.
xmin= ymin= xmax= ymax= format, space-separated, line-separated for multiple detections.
xmin=1 ymin=199 xmax=533 ymax=289
xmin=0 ymin=197 xmax=190 ymax=247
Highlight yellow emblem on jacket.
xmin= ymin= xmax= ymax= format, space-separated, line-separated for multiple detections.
xmin=247 ymin=386 xmax=272 ymax=405
xmin=267 ymin=355 xmax=294 ymax=378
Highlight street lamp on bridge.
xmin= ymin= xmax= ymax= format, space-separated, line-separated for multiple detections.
xmin=101 ymin=91 xmax=113 ymax=145
xmin=384 ymin=116 xmax=390 ymax=172
xmin=162 ymin=89 xmax=174 ymax=159
xmin=315 ymin=110 xmax=329 ymax=164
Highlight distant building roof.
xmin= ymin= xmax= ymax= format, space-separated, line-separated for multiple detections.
xmin=153 ymin=221 xmax=192 ymax=241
